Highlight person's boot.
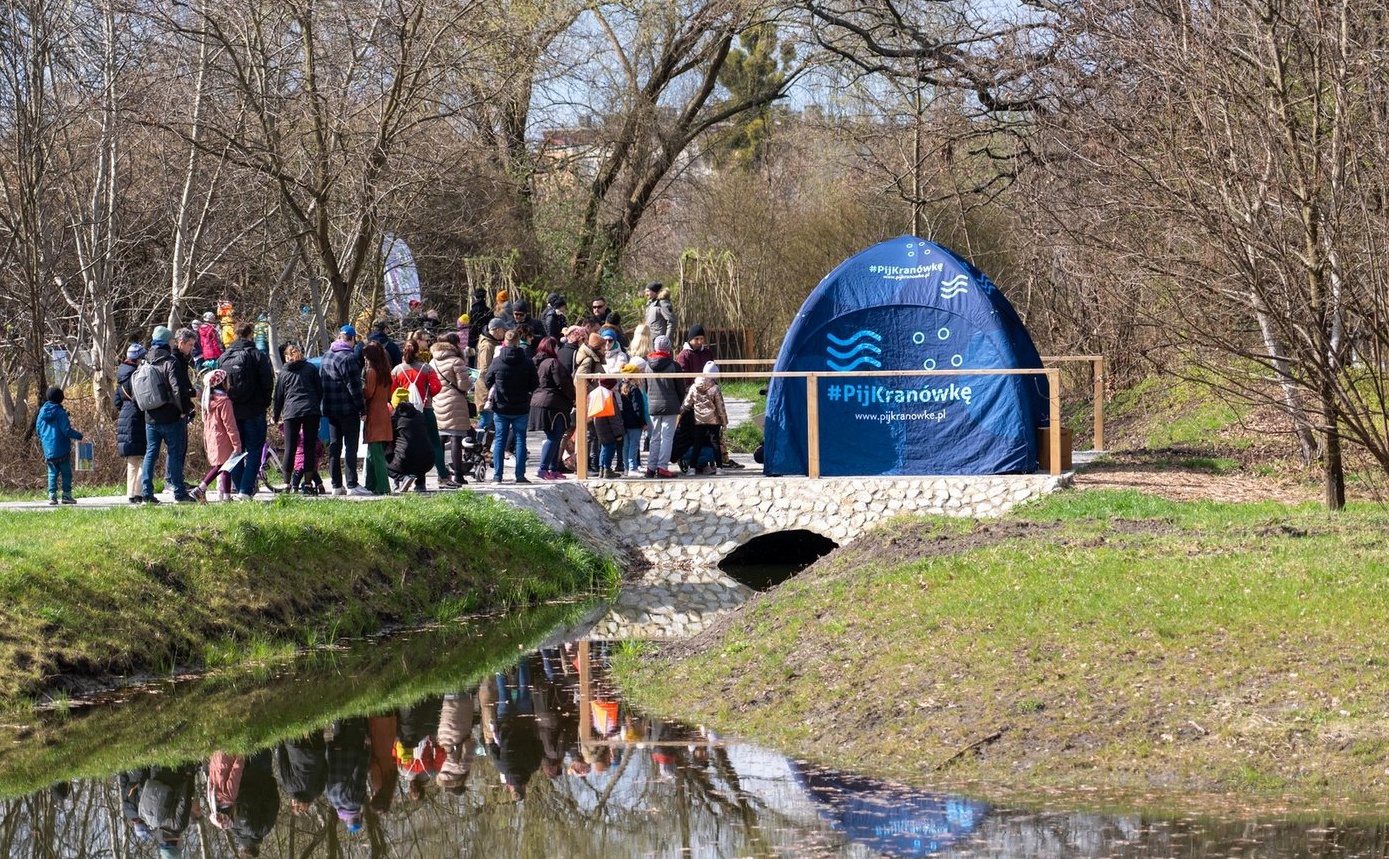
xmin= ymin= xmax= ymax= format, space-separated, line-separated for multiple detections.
xmin=290 ymin=468 xmax=302 ymax=493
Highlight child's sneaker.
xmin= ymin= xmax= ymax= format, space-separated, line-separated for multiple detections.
xmin=60 ymin=495 xmax=76 ymax=505
xmin=190 ymin=486 xmax=206 ymax=503
xmin=47 ymin=494 xmax=57 ymax=506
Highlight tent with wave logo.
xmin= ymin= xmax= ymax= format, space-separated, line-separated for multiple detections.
xmin=761 ymin=235 xmax=1048 ymax=476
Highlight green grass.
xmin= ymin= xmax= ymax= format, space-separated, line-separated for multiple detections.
xmin=0 ymin=482 xmax=124 ymax=502
xmin=719 ymin=378 xmax=768 ymax=413
xmin=0 ymin=493 xmax=618 ymax=702
xmin=615 ymin=491 xmax=1389 ymax=814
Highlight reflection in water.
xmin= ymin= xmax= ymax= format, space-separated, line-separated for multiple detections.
xmin=7 ymin=636 xmax=1389 ymax=858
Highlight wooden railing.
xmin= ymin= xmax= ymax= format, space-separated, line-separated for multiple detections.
xmin=574 ymin=365 xmax=1071 ymax=478
xmin=705 ymin=354 xmax=1106 ymax=451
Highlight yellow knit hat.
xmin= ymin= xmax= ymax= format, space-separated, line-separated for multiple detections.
xmin=391 ymin=387 xmax=411 ymax=407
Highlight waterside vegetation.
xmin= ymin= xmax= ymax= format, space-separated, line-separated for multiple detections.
xmin=615 ymin=490 xmax=1389 ymax=816
xmin=0 ymin=493 xmax=618 ymax=704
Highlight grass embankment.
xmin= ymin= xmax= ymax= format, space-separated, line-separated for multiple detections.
xmin=0 ymin=602 xmax=587 ymax=798
xmin=616 ymin=490 xmax=1389 ymax=815
xmin=0 ymin=493 xmax=618 ymax=703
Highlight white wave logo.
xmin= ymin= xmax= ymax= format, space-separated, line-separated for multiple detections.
xmin=826 ymin=330 xmax=883 ymax=371
xmin=939 ymin=274 xmax=969 ymax=299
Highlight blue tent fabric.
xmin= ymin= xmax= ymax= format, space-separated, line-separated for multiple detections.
xmin=763 ymin=236 xmax=1047 ymax=476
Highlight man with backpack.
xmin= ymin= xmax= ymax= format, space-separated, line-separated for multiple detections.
xmin=137 ymin=325 xmax=197 ymax=503
xmin=220 ymin=322 xmax=276 ymax=501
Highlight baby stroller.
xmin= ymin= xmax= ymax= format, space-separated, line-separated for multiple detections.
xmin=459 ymin=424 xmax=495 ymax=483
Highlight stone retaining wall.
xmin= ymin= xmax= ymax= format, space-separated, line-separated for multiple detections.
xmin=492 ymin=473 xmax=1070 ymax=639
xmin=586 ymin=474 xmax=1070 ymax=569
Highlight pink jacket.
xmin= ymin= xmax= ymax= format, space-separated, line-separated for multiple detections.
xmin=199 ymin=323 xmax=224 ymax=360
xmin=202 ymin=391 xmax=242 ymax=466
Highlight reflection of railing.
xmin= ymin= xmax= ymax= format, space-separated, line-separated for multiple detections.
xmin=575 ymin=366 xmax=1068 ymax=478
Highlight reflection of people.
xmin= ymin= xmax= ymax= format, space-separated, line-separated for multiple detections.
xmin=274 ymin=732 xmax=327 ymax=813
xmin=395 ymin=695 xmax=446 ymax=800
xmin=118 ymin=768 xmax=155 ymax=842
xmin=437 ymin=691 xmax=475 ymax=794
xmin=486 ymin=663 xmax=542 ymax=800
xmin=230 ymin=750 xmax=280 ymax=859
xmin=325 ymin=717 xmax=370 ymax=834
xmin=138 ymin=764 xmax=197 ymax=859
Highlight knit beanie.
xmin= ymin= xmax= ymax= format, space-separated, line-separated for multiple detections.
xmin=152 ymin=325 xmax=173 ymax=344
xmin=687 ymin=323 xmax=706 ymax=340
xmin=653 ymin=335 xmax=672 ymax=352
xmin=126 ymin=342 xmax=146 ymax=360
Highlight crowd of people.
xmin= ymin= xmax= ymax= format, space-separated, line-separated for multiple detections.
xmin=113 ymin=643 xmax=701 ymax=858
xmin=50 ymin=283 xmax=743 ymax=504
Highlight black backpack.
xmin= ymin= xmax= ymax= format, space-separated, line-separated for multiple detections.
xmin=220 ymin=346 xmax=256 ymax=404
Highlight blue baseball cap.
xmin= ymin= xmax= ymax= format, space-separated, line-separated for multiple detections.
xmin=339 ymin=325 xmax=357 ymax=339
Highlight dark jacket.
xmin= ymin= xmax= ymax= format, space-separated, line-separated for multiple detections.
xmin=319 ymin=340 xmax=364 ymax=418
xmin=114 ymin=360 xmax=146 ymax=457
xmin=143 ymin=344 xmax=195 ymax=425
xmin=273 ymin=358 xmax=322 ymax=423
xmin=274 ymin=735 xmax=327 ymax=804
xmin=541 ymin=306 xmax=567 ymax=341
xmin=220 ymin=338 xmax=275 ymax=421
xmin=230 ymin=749 xmax=279 ymax=856
xmin=646 ymin=353 xmax=688 ymax=416
xmin=467 ymin=293 xmax=493 ymax=351
xmin=36 ymin=401 xmax=82 ymax=460
xmin=618 ymin=383 xmax=647 ymax=429
xmin=529 ymin=354 xmax=574 ymax=431
xmin=485 ymin=345 xmax=539 ymax=417
xmin=367 ymin=330 xmax=402 ymax=368
xmin=387 ymin=402 xmax=435 ymax=476
xmin=324 ymin=717 xmax=370 ymax=815
xmin=557 ymin=340 xmax=579 ymax=375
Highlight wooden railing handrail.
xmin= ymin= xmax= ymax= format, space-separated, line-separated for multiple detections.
xmin=573 ymin=365 xmax=1069 ymax=478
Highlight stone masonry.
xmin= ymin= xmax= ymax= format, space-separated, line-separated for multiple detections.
xmin=500 ymin=472 xmax=1071 ymax=640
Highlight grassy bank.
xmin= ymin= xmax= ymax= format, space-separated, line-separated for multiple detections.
xmin=0 ymin=493 xmax=618 ymax=702
xmin=615 ymin=490 xmax=1389 ymax=815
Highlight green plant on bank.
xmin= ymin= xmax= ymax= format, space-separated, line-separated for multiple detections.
xmin=719 ymin=378 xmax=768 ymax=413
xmin=0 ymin=482 xmax=125 ymax=502
xmin=725 ymin=421 xmax=763 ymax=453
xmin=614 ymin=490 xmax=1389 ymax=816
xmin=1107 ymin=372 xmax=1254 ymax=449
xmin=0 ymin=493 xmax=618 ymax=702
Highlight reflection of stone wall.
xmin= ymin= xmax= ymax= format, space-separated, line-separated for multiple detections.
xmin=586 ymin=475 xmax=1069 ymax=569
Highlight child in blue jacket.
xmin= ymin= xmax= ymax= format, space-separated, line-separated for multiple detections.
xmin=37 ymin=387 xmax=83 ymax=505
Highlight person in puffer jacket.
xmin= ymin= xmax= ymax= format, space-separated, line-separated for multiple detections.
xmin=681 ymin=362 xmax=727 ymax=474
xmin=36 ymin=386 xmax=83 ymax=504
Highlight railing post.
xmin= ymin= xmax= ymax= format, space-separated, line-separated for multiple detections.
xmin=1048 ymin=368 xmax=1062 ymax=476
xmin=1092 ymin=357 xmax=1105 ymax=451
xmin=575 ymin=374 xmax=589 ymax=480
xmin=807 ymin=373 xmax=821 ymax=479
xmin=577 ymin=639 xmax=591 ymax=744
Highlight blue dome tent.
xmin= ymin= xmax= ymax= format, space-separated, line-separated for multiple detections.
xmin=762 ymin=235 xmax=1048 ymax=476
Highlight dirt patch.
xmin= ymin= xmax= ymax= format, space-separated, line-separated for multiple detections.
xmin=1072 ymin=448 xmax=1321 ymax=505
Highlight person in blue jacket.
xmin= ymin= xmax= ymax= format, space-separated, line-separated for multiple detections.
xmin=37 ymin=387 xmax=83 ymax=505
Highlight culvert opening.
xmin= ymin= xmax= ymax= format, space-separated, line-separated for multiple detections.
xmin=718 ymin=530 xmax=839 ymax=591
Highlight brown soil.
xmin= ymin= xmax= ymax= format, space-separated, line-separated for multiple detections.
xmin=1071 ymin=449 xmax=1321 ymax=504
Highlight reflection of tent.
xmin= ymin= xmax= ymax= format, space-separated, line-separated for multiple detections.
xmin=790 ymin=761 xmax=991 ymax=858
xmin=763 ymin=236 xmax=1047 ymax=476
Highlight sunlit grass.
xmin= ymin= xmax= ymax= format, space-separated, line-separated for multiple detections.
xmin=0 ymin=493 xmax=618 ymax=701
xmin=617 ymin=491 xmax=1389 ymax=814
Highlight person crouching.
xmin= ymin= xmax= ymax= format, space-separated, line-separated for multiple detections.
xmin=386 ymin=387 xmax=433 ymax=492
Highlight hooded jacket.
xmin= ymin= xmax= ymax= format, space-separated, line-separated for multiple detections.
xmin=114 ymin=360 xmax=147 ymax=457
xmin=201 ymin=390 xmax=241 ymax=466
xmin=485 ymin=345 xmax=540 ymax=416
xmin=683 ymin=376 xmax=727 ymax=426
xmin=273 ymin=358 xmax=323 ymax=423
xmin=143 ymin=343 xmax=195 ymax=425
xmin=644 ymin=288 xmax=676 ymax=340
xmin=37 ymin=401 xmax=82 ymax=460
xmin=320 ymin=340 xmax=365 ymax=418
xmin=645 ymin=352 xmax=687 ymax=416
xmin=473 ymin=331 xmax=500 ymax=410
xmin=430 ymin=341 xmax=472 ymax=432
